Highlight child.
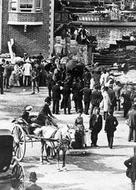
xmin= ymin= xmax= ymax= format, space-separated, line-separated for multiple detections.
xmin=105 ymin=109 xmax=118 ymax=149
xmin=25 ymin=172 xmax=42 ymax=190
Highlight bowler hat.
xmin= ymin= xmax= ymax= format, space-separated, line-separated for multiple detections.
xmin=29 ymin=172 xmax=37 ymax=182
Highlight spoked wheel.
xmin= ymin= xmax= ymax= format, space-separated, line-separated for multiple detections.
xmin=12 ymin=125 xmax=26 ymax=161
xmin=12 ymin=163 xmax=25 ymax=181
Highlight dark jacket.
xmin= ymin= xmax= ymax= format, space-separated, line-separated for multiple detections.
xmin=89 ymin=114 xmax=102 ymax=133
xmin=108 ymin=88 xmax=116 ymax=106
xmin=91 ymin=90 xmax=103 ymax=106
xmin=105 ymin=115 xmax=118 ymax=134
xmin=52 ymin=84 xmax=61 ymax=100
xmin=124 ymin=156 xmax=136 ymax=182
xmin=82 ymin=87 xmax=92 ymax=102
xmin=128 ymin=109 xmax=136 ymax=129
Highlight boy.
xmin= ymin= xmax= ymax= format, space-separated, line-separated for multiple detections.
xmin=25 ymin=172 xmax=42 ymax=190
xmin=105 ymin=110 xmax=118 ymax=149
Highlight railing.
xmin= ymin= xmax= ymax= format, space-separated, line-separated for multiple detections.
xmin=8 ymin=12 xmax=43 ymax=25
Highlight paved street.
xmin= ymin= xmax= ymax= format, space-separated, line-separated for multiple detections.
xmin=0 ymin=87 xmax=135 ymax=190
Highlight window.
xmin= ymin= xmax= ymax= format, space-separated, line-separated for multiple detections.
xmin=9 ymin=0 xmax=42 ymax=12
xmin=9 ymin=0 xmax=17 ymax=11
xmin=20 ymin=0 xmax=33 ymax=12
xmin=35 ymin=0 xmax=42 ymax=11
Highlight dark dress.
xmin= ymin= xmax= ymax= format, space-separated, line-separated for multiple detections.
xmin=72 ymin=116 xmax=84 ymax=149
xmin=105 ymin=114 xmax=118 ymax=148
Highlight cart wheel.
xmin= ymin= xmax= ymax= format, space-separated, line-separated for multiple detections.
xmin=12 ymin=163 xmax=25 ymax=181
xmin=12 ymin=125 xmax=26 ymax=162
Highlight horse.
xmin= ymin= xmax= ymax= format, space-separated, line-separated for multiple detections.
xmin=34 ymin=123 xmax=75 ymax=171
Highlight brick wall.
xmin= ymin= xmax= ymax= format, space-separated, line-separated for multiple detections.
xmin=1 ymin=0 xmax=51 ymax=58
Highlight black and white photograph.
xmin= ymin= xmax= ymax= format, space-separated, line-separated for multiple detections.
xmin=1 ymin=0 xmax=136 ymax=189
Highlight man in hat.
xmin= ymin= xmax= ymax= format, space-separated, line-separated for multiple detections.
xmin=127 ymin=103 xmax=136 ymax=142
xmin=25 ymin=172 xmax=42 ymax=190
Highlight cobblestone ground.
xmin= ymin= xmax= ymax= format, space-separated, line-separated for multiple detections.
xmin=0 ymin=87 xmax=135 ymax=190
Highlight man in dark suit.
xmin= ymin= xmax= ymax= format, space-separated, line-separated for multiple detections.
xmin=89 ymin=107 xmax=102 ymax=147
xmin=52 ymin=82 xmax=61 ymax=114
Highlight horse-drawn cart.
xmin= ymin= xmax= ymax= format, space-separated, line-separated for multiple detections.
xmin=11 ymin=118 xmax=63 ymax=162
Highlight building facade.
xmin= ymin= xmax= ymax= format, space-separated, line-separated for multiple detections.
xmin=0 ymin=0 xmax=54 ymax=57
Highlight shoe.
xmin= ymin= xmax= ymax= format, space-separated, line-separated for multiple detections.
xmin=31 ymin=92 xmax=35 ymax=95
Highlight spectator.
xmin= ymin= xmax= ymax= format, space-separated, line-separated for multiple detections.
xmin=52 ymin=82 xmax=61 ymax=114
xmin=25 ymin=172 xmax=42 ymax=190
xmin=104 ymin=109 xmax=118 ymax=149
xmin=121 ymin=90 xmax=132 ymax=118
xmin=113 ymin=81 xmax=122 ymax=111
xmin=22 ymin=60 xmax=32 ymax=86
xmin=100 ymin=69 xmax=109 ymax=87
xmin=72 ymin=78 xmax=79 ymax=112
xmin=108 ymin=83 xmax=116 ymax=113
xmin=74 ymin=109 xmax=85 ymax=149
xmin=89 ymin=107 xmax=102 ymax=147
xmin=46 ymin=71 xmax=54 ymax=98
xmin=127 ymin=103 xmax=136 ymax=142
xmin=3 ymin=61 xmax=12 ymax=90
xmin=61 ymin=82 xmax=71 ymax=114
xmin=31 ymin=66 xmax=40 ymax=94
xmin=82 ymin=83 xmax=92 ymax=115
xmin=90 ymin=85 xmax=103 ymax=115
xmin=101 ymin=86 xmax=111 ymax=120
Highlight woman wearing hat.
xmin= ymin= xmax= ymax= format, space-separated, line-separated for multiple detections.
xmin=36 ymin=97 xmax=57 ymax=127
xmin=25 ymin=172 xmax=42 ymax=190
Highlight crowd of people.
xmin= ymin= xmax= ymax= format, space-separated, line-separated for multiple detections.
xmin=1 ymin=48 xmax=136 ymax=150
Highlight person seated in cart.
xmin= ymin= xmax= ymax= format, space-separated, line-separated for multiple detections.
xmin=21 ymin=105 xmax=33 ymax=124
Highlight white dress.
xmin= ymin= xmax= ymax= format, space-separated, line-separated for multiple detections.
xmin=102 ymin=91 xmax=111 ymax=112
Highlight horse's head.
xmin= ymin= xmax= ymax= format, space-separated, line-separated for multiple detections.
xmin=57 ymin=124 xmax=76 ymax=143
